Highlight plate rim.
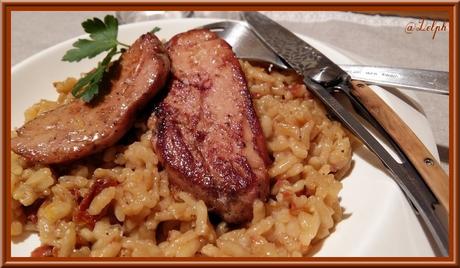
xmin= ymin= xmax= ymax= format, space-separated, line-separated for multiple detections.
xmin=10 ymin=17 xmax=437 ymax=257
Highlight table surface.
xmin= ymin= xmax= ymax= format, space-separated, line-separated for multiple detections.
xmin=11 ymin=11 xmax=449 ymax=172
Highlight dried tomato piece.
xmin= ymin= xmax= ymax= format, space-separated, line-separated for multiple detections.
xmin=72 ymin=178 xmax=118 ymax=229
xmin=31 ymin=245 xmax=57 ymax=257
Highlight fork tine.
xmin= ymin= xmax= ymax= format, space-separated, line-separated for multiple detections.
xmin=198 ymin=21 xmax=289 ymax=70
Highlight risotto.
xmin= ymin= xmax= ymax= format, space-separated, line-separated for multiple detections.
xmin=11 ymin=61 xmax=353 ymax=257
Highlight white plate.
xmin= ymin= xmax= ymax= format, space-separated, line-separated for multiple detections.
xmin=11 ymin=18 xmax=438 ymax=257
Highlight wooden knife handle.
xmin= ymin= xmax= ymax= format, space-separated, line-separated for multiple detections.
xmin=350 ymin=80 xmax=449 ymax=212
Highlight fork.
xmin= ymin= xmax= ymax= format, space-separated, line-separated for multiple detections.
xmin=200 ymin=21 xmax=448 ymax=95
xmin=201 ymin=21 xmax=289 ymax=69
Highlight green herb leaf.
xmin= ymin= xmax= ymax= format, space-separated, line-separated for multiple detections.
xmin=62 ymin=15 xmax=156 ymax=102
xmin=71 ymin=48 xmax=117 ymax=102
xmin=150 ymin=26 xmax=161 ymax=34
xmin=62 ymin=15 xmax=119 ymax=62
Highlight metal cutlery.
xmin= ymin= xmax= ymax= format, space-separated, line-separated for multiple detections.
xmin=202 ymin=21 xmax=449 ymax=95
xmin=244 ymin=11 xmax=449 ymax=256
xmin=200 ymin=13 xmax=449 ymax=256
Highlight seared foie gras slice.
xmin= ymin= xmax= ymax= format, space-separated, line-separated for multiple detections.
xmin=12 ymin=33 xmax=170 ymax=164
xmin=153 ymin=29 xmax=270 ymax=223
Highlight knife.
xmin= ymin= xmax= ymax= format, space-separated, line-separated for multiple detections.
xmin=243 ymin=11 xmax=449 ymax=256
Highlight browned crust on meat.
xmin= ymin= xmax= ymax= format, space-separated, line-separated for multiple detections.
xmin=166 ymin=30 xmax=270 ymax=166
xmin=153 ymin=29 xmax=270 ymax=223
xmin=11 ymin=33 xmax=170 ymax=164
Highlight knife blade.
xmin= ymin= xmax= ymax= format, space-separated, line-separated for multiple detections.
xmin=243 ymin=11 xmax=449 ymax=256
xmin=340 ymin=65 xmax=449 ymax=95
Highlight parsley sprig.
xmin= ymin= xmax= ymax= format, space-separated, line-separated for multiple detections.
xmin=62 ymin=15 xmax=160 ymax=102
xmin=70 ymin=48 xmax=117 ymax=102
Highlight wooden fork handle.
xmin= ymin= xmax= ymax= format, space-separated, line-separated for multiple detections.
xmin=350 ymin=80 xmax=449 ymax=213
